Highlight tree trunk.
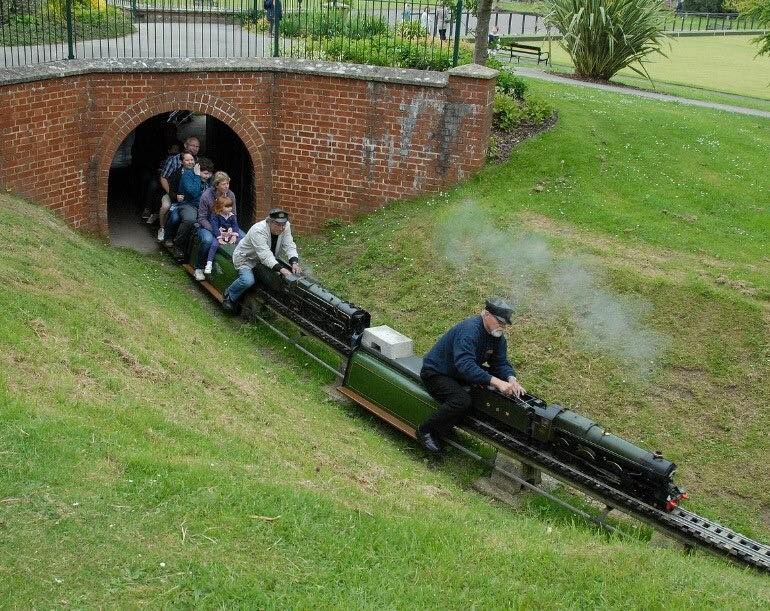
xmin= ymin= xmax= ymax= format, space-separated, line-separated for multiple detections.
xmin=473 ymin=0 xmax=492 ymax=64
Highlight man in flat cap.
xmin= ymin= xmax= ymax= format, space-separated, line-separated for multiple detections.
xmin=222 ymin=208 xmax=301 ymax=312
xmin=416 ymin=297 xmax=525 ymax=453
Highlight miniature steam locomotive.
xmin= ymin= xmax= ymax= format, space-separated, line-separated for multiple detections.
xmin=190 ymin=239 xmax=688 ymax=512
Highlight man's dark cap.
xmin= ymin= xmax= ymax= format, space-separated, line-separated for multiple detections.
xmin=268 ymin=208 xmax=289 ymax=224
xmin=485 ymin=297 xmax=513 ymax=325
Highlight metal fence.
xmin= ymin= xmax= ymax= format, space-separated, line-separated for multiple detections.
xmin=2 ymin=2 xmax=765 ymax=69
xmin=1 ymin=0 xmax=473 ymax=68
xmin=662 ymin=11 xmax=761 ymax=32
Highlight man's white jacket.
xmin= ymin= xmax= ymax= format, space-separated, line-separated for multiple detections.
xmin=232 ymin=219 xmax=299 ymax=270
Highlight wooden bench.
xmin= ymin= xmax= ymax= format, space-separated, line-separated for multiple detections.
xmin=500 ymin=41 xmax=550 ymax=66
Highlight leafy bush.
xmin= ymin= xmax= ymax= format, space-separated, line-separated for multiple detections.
xmin=396 ymin=20 xmax=428 ymax=40
xmin=280 ymin=11 xmax=387 ymax=39
xmin=544 ymin=0 xmax=667 ymax=80
xmin=522 ymin=95 xmax=554 ymax=123
xmin=486 ymin=57 xmax=528 ymax=100
xmin=683 ymin=0 xmax=724 ymax=10
xmin=323 ymin=36 xmax=470 ymax=71
xmin=497 ymin=68 xmax=528 ymax=99
xmin=493 ymin=93 xmax=525 ymax=130
xmin=493 ymin=92 xmax=554 ymax=130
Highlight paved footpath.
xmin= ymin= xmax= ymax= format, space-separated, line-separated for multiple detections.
xmin=514 ymin=67 xmax=770 ymax=119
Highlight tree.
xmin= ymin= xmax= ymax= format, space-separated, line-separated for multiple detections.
xmin=473 ymin=0 xmax=493 ymax=63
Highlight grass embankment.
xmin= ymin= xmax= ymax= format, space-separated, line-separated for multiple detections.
xmin=1 ymin=79 xmax=769 ymax=605
xmin=542 ymin=35 xmax=770 ymax=111
xmin=305 ymin=78 xmax=770 ymax=540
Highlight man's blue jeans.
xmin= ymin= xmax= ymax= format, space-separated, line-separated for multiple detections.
xmin=196 ymin=227 xmax=245 ymax=269
xmin=165 ymin=206 xmax=181 ymax=241
xmin=225 ymin=266 xmax=255 ymax=303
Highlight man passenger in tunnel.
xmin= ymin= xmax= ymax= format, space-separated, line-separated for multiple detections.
xmin=221 ymin=208 xmax=301 ymax=313
xmin=157 ymin=136 xmax=200 ymax=237
xmin=171 ymin=157 xmax=214 ymax=258
xmin=194 ymin=171 xmax=243 ymax=281
xmin=416 ymin=298 xmax=526 ymax=453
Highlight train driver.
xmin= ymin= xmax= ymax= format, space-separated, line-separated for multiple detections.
xmin=222 ymin=208 xmax=302 ymax=313
xmin=416 ymin=297 xmax=526 ymax=453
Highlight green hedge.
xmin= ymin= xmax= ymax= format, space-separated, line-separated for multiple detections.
xmin=323 ymin=36 xmax=472 ymax=71
xmin=280 ymin=11 xmax=388 ymax=39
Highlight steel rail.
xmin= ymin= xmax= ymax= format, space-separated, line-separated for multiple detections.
xmin=443 ymin=437 xmax=628 ymax=539
xmin=462 ymin=416 xmax=770 ymax=573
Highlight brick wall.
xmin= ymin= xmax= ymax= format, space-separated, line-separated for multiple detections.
xmin=0 ymin=59 xmax=496 ymax=235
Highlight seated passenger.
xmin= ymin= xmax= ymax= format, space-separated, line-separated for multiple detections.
xmin=157 ymin=136 xmax=200 ymax=235
xmin=196 ymin=171 xmax=244 ymax=281
xmin=203 ymin=195 xmax=242 ymax=276
xmin=416 ymin=298 xmax=525 ymax=453
xmin=172 ymin=157 xmax=214 ymax=260
xmin=222 ymin=208 xmax=301 ymax=313
xmin=159 ymin=151 xmax=196 ymax=243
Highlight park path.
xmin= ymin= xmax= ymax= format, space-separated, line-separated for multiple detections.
xmin=514 ymin=66 xmax=770 ymax=119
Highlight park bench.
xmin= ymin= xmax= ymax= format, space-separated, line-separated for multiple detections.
xmin=499 ymin=41 xmax=550 ymax=66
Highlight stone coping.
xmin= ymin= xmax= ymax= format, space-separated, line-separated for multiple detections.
xmin=0 ymin=57 xmax=487 ymax=88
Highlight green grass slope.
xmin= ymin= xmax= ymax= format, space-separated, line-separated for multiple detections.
xmin=0 ymin=200 xmax=768 ymax=604
xmin=304 ymin=79 xmax=770 ymax=541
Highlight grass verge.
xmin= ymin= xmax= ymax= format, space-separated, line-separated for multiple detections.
xmin=543 ymin=34 xmax=770 ymax=104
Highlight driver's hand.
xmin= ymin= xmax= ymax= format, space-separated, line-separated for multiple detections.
xmin=509 ymin=378 xmax=526 ymax=398
xmin=291 ymin=262 xmax=302 ymax=274
xmin=279 ymin=268 xmax=291 ymax=277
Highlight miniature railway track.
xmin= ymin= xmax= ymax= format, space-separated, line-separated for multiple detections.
xmin=464 ymin=416 xmax=770 ymax=573
xmin=177 ymin=258 xmax=770 ymax=573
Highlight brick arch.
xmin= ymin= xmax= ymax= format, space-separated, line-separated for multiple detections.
xmin=93 ymin=91 xmax=268 ymax=236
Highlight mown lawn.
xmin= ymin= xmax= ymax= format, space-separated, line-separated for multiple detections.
xmin=1 ymin=78 xmax=769 ymax=606
xmin=544 ymin=35 xmax=770 ymax=102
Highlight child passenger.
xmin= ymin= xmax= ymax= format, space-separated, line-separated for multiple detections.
xmin=204 ymin=195 xmax=242 ymax=275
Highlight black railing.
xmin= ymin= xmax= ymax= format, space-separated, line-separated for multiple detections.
xmin=661 ymin=11 xmax=758 ymax=32
xmin=2 ymin=3 xmax=765 ymax=69
xmin=1 ymin=0 xmax=473 ymax=68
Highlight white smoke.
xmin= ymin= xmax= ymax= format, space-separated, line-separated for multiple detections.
xmin=436 ymin=201 xmax=668 ymax=376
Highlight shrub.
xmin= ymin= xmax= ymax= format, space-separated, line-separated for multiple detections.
xmin=280 ymin=11 xmax=387 ymax=39
xmin=522 ymin=95 xmax=554 ymax=123
xmin=497 ymin=68 xmax=528 ymax=100
xmin=683 ymin=0 xmax=724 ymax=10
xmin=322 ymin=36 xmax=470 ymax=71
xmin=396 ymin=20 xmax=427 ymax=40
xmin=493 ymin=93 xmax=525 ymax=130
xmin=493 ymin=92 xmax=554 ymax=130
xmin=544 ymin=0 xmax=667 ymax=80
xmin=486 ymin=57 xmax=528 ymax=99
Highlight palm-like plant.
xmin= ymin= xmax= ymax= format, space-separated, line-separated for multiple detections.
xmin=747 ymin=0 xmax=770 ymax=56
xmin=545 ymin=0 xmax=667 ymax=81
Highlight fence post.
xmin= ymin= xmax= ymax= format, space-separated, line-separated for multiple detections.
xmin=273 ymin=0 xmax=281 ymax=57
xmin=452 ymin=0 xmax=463 ymax=67
xmin=65 ymin=0 xmax=75 ymax=59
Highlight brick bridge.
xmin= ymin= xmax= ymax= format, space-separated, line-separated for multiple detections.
xmin=0 ymin=58 xmax=497 ymax=234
